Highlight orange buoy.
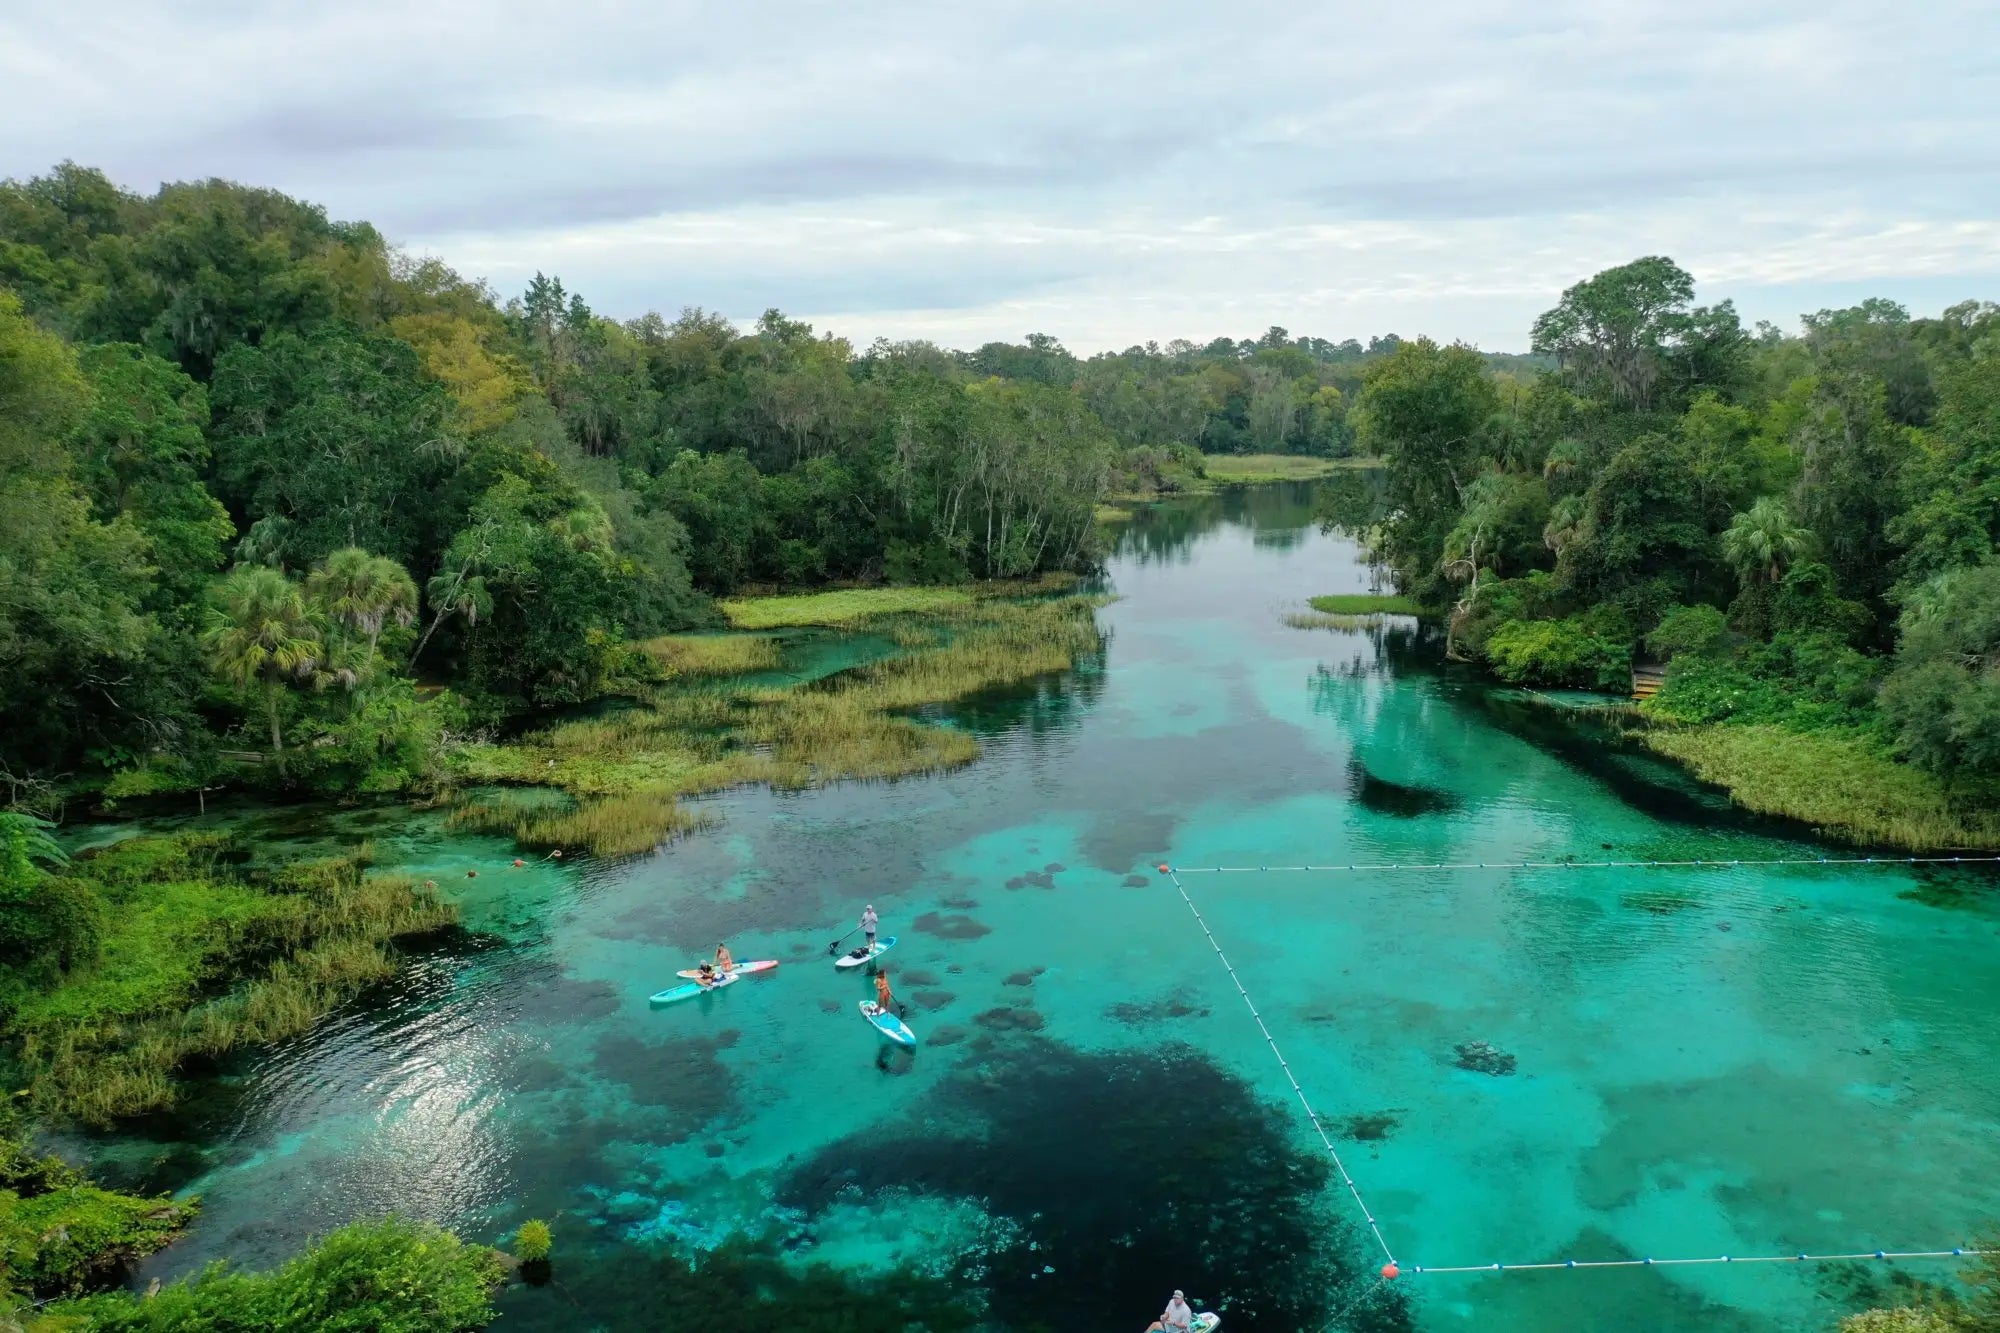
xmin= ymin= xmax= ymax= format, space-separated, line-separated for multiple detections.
xmin=1156 ymin=863 xmax=1170 ymax=874
xmin=512 ymin=858 xmax=525 ymax=867
xmin=1381 ymin=1263 xmax=1399 ymax=1280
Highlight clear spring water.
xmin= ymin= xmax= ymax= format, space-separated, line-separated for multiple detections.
xmin=73 ymin=482 xmax=2000 ymax=1331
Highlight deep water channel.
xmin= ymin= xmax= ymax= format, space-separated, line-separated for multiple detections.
xmin=76 ymin=482 xmax=2000 ymax=1331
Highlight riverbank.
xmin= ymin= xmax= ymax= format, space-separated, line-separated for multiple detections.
xmin=1636 ymin=723 xmax=2000 ymax=851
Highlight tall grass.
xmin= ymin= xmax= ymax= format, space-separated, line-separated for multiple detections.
xmin=1202 ymin=454 xmax=1352 ymax=483
xmin=719 ymin=587 xmax=976 ymax=629
xmin=1309 ymin=593 xmax=1423 ymax=616
xmin=1284 ymin=611 xmax=1387 ymax=631
xmin=641 ymin=633 xmax=782 ymax=677
xmin=1639 ymin=724 xmax=2000 ymax=850
xmin=12 ymin=843 xmax=457 ymax=1124
xmin=446 ymin=597 xmax=1104 ymax=856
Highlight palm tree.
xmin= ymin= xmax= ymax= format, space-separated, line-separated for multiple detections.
xmin=1721 ymin=497 xmax=1811 ymax=587
xmin=0 ymin=812 xmax=67 ymax=898
xmin=205 ymin=566 xmax=323 ymax=762
xmin=307 ymin=548 xmax=419 ymax=661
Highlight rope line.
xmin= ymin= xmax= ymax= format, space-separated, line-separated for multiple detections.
xmin=1408 ymin=1248 xmax=1994 ymax=1275
xmin=1173 ymin=855 xmax=2000 ymax=875
xmin=1157 ymin=860 xmax=1998 ymax=1284
xmin=1165 ymin=867 xmax=1397 ymax=1266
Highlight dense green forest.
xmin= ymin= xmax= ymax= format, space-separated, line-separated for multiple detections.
xmin=0 ymin=162 xmax=1515 ymax=810
xmin=1332 ymin=257 xmax=2000 ymax=844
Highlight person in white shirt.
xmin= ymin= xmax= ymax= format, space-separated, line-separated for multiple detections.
xmin=861 ymin=904 xmax=879 ymax=954
xmin=1149 ymin=1290 xmax=1193 ymax=1332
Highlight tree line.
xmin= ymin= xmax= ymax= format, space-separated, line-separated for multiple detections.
xmin=1341 ymin=255 xmax=1999 ymax=802
xmin=0 ymin=162 xmax=1470 ymax=802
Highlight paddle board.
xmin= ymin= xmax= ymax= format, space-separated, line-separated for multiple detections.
xmin=835 ymin=935 xmax=896 ymax=969
xmin=860 ymin=1000 xmax=916 ymax=1047
xmin=674 ymin=959 xmax=778 ymax=980
xmin=649 ymin=971 xmax=740 ymax=1006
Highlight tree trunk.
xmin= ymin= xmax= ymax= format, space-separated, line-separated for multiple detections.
xmin=265 ymin=681 xmax=285 ymax=768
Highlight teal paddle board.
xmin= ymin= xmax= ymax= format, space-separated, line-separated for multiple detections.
xmin=860 ymin=1000 xmax=916 ymax=1047
xmin=674 ymin=959 xmax=778 ymax=980
xmin=649 ymin=971 xmax=740 ymax=1006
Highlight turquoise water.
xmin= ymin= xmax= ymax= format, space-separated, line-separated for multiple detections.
xmin=76 ymin=482 xmax=2000 ymax=1331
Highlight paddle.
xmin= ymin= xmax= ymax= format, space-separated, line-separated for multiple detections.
xmin=826 ymin=925 xmax=860 ymax=956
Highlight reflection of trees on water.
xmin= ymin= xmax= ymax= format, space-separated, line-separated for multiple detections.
xmin=923 ymin=640 xmax=1110 ymax=755
xmin=1113 ymin=480 xmax=1329 ymax=567
xmin=1312 ymin=468 xmax=1391 ymax=534
xmin=1306 ymin=623 xmax=1432 ymax=689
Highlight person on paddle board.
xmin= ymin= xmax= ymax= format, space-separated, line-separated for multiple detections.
xmin=696 ymin=961 xmax=719 ymax=988
xmin=873 ymin=968 xmax=896 ymax=1014
xmin=861 ymin=904 xmax=879 ymax=956
xmin=1154 ymin=1290 xmax=1194 ymax=1332
xmin=714 ymin=942 xmax=734 ymax=973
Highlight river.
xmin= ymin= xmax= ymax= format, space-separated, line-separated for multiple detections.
xmin=75 ymin=481 xmax=2000 ymax=1331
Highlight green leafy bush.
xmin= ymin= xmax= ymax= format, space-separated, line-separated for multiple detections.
xmin=51 ymin=1217 xmax=505 ymax=1332
xmin=1645 ymin=603 xmax=1729 ymax=661
xmin=1482 ymin=611 xmax=1632 ymax=689
xmin=1649 ymin=631 xmax=1881 ymax=730
xmin=0 ymin=1140 xmax=196 ymax=1300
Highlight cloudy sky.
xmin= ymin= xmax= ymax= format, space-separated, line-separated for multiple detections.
xmin=4 ymin=0 xmax=1996 ymax=351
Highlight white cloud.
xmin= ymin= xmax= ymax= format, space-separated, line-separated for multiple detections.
xmin=3 ymin=0 xmax=1995 ymax=350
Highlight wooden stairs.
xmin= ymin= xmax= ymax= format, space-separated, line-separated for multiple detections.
xmin=1630 ymin=663 xmax=1666 ymax=702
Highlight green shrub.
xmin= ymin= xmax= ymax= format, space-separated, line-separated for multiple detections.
xmin=1645 ymin=603 xmax=1729 ymax=662
xmin=51 ymin=1217 xmax=505 ymax=1332
xmin=1483 ymin=613 xmax=1631 ymax=689
xmin=0 ymin=1140 xmax=196 ymax=1300
xmin=1649 ymin=632 xmax=1882 ymax=730
xmin=512 ymin=1218 xmax=552 ymax=1262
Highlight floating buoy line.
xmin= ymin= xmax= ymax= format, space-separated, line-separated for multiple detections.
xmin=1156 ymin=861 xmax=1997 ymax=1281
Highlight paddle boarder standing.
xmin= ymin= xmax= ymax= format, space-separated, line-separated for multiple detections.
xmin=874 ymin=968 xmax=896 ymax=1015
xmin=860 ymin=904 xmax=879 ymax=958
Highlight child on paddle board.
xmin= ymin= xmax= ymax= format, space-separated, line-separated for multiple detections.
xmin=861 ymin=904 xmax=879 ymax=955
xmin=874 ymin=968 xmax=896 ymax=1014
xmin=715 ymin=942 xmax=734 ymax=973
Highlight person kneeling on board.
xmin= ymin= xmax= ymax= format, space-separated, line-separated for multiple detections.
xmin=714 ymin=942 xmax=735 ymax=973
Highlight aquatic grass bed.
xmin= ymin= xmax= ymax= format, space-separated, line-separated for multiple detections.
xmin=1638 ymin=724 xmax=2000 ymax=851
xmin=719 ymin=587 xmax=976 ymax=629
xmin=1309 ymin=592 xmax=1423 ymax=616
xmin=1284 ymin=610 xmax=1388 ymax=631
xmin=3 ymin=836 xmax=456 ymax=1124
xmin=446 ymin=597 xmax=1104 ymax=855
xmin=718 ymin=575 xmax=1080 ymax=630
xmin=1201 ymin=453 xmax=1353 ymax=484
xmin=640 ymin=632 xmax=783 ymax=677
